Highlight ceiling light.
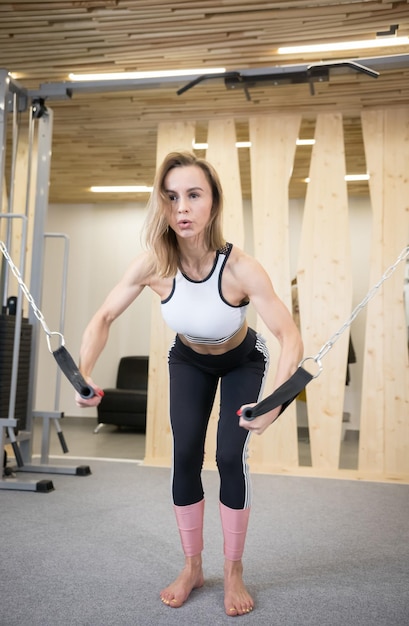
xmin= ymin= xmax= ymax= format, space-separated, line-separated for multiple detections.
xmin=90 ymin=186 xmax=153 ymax=193
xmin=193 ymin=141 xmax=251 ymax=149
xmin=304 ymin=174 xmax=370 ymax=182
xmin=70 ymin=68 xmax=226 ymax=81
xmin=278 ymin=37 xmax=409 ymax=55
xmin=296 ymin=139 xmax=315 ymax=146
xmin=192 ymin=139 xmax=315 ymax=149
xmin=344 ymin=174 xmax=370 ymax=182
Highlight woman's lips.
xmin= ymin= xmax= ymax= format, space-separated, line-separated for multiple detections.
xmin=177 ymin=220 xmax=192 ymax=229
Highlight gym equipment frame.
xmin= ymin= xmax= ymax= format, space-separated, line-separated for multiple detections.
xmin=0 ymin=70 xmax=90 ymax=491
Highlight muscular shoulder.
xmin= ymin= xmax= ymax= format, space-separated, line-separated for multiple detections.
xmin=227 ymin=245 xmax=255 ymax=269
xmin=226 ymin=245 xmax=273 ymax=299
xmin=123 ymin=250 xmax=156 ymax=286
xmin=226 ymin=245 xmax=265 ymax=281
xmin=135 ymin=251 xmax=174 ymax=299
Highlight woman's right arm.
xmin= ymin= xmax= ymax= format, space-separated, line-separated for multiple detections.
xmin=76 ymin=251 xmax=153 ymax=406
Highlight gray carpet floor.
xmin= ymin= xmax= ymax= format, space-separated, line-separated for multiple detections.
xmin=1 ymin=460 xmax=408 ymax=626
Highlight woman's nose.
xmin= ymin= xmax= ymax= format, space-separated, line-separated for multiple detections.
xmin=177 ymin=196 xmax=189 ymax=212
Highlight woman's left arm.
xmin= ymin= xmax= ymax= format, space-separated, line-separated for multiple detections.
xmin=235 ymin=253 xmax=304 ymax=435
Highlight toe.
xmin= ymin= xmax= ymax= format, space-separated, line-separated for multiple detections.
xmin=227 ymin=607 xmax=239 ymax=616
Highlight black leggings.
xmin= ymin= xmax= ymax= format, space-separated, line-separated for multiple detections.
xmin=168 ymin=328 xmax=269 ymax=510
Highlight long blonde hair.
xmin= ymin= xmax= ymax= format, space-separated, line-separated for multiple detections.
xmin=144 ymin=151 xmax=225 ymax=277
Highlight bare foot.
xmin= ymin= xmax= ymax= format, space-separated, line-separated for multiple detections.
xmin=160 ymin=555 xmax=204 ymax=608
xmin=224 ymin=559 xmax=254 ymax=617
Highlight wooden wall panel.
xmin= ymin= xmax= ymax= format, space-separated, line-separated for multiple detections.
xmin=248 ymin=114 xmax=301 ymax=471
xmin=144 ymin=112 xmax=409 ymax=483
xmin=359 ymin=108 xmax=409 ymax=480
xmin=203 ymin=119 xmax=244 ymax=470
xmin=144 ymin=121 xmax=196 ymax=466
xmin=297 ymin=113 xmax=352 ymax=470
xmin=206 ymin=119 xmax=244 ymax=248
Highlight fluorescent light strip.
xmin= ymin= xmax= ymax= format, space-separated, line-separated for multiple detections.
xmin=193 ymin=139 xmax=315 ymax=149
xmin=296 ymin=138 xmax=315 ymax=146
xmin=304 ymin=174 xmax=370 ymax=182
xmin=193 ymin=141 xmax=251 ymax=149
xmin=91 ymin=174 xmax=369 ymax=193
xmin=90 ymin=185 xmax=153 ymax=193
xmin=70 ymin=68 xmax=225 ymax=81
xmin=278 ymin=36 xmax=409 ymax=55
xmin=344 ymin=174 xmax=370 ymax=182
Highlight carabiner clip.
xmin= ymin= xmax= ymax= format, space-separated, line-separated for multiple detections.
xmin=46 ymin=331 xmax=65 ymax=354
xmin=298 ymin=355 xmax=323 ymax=379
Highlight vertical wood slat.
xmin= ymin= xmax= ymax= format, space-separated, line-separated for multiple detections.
xmin=359 ymin=108 xmax=409 ymax=479
xmin=297 ymin=113 xmax=352 ymax=470
xmin=203 ymin=119 xmax=244 ymax=470
xmin=206 ymin=119 xmax=244 ymax=248
xmin=144 ymin=121 xmax=196 ymax=467
xmin=248 ymin=114 xmax=301 ymax=471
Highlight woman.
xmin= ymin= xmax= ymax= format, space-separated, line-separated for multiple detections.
xmin=76 ymin=151 xmax=303 ymax=617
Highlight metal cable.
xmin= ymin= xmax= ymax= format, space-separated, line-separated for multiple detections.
xmin=300 ymin=245 xmax=409 ymax=377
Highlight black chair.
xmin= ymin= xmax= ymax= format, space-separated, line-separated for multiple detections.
xmin=95 ymin=356 xmax=148 ymax=433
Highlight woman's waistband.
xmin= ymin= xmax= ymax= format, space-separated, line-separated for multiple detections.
xmin=172 ymin=327 xmax=258 ymax=367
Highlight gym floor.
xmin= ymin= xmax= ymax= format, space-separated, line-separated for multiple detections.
xmin=31 ymin=413 xmax=359 ymax=470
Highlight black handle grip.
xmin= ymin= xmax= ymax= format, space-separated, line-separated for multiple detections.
xmin=53 ymin=346 xmax=95 ymax=399
xmin=242 ymin=367 xmax=313 ymax=421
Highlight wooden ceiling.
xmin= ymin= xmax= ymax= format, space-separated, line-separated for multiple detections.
xmin=1 ymin=0 xmax=409 ymax=202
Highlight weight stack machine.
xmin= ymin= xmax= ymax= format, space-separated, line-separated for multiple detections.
xmin=0 ymin=312 xmax=32 ymax=433
xmin=1 ymin=69 xmax=90 ymax=491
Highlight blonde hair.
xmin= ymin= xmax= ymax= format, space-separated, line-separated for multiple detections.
xmin=144 ymin=151 xmax=225 ymax=277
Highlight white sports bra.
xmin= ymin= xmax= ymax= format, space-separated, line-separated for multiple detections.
xmin=161 ymin=243 xmax=249 ymax=345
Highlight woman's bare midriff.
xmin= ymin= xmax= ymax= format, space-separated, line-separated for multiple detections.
xmin=178 ymin=321 xmax=249 ymax=355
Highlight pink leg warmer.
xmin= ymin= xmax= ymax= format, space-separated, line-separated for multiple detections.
xmin=174 ymin=499 xmax=205 ymax=557
xmin=219 ymin=502 xmax=250 ymax=562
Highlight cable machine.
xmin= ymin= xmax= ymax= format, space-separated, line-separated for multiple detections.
xmin=2 ymin=56 xmax=408 ymax=489
xmin=0 ymin=70 xmax=90 ymax=491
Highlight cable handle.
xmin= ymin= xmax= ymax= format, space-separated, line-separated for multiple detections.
xmin=1 ymin=239 xmax=94 ymax=399
xmin=53 ymin=346 xmax=95 ymax=400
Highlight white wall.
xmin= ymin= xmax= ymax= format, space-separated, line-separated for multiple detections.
xmin=35 ymin=196 xmax=372 ymax=427
xmin=36 ymin=201 xmax=150 ymax=417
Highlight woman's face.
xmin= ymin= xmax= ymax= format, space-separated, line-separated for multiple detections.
xmin=164 ymin=165 xmax=213 ymax=241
